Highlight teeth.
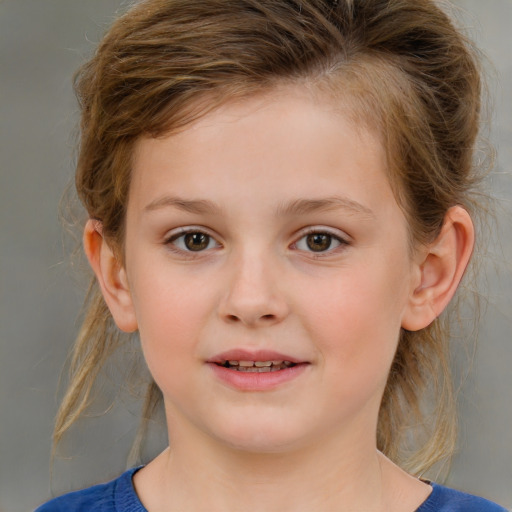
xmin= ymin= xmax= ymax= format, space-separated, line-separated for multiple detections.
xmin=220 ymin=360 xmax=297 ymax=371
xmin=254 ymin=361 xmax=272 ymax=367
xmin=237 ymin=366 xmax=276 ymax=372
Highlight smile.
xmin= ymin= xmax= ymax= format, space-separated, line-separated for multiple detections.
xmin=207 ymin=350 xmax=308 ymax=390
xmin=217 ymin=360 xmax=296 ymax=372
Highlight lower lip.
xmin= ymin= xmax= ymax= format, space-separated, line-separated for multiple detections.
xmin=207 ymin=363 xmax=309 ymax=391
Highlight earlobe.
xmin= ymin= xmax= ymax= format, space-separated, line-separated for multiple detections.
xmin=401 ymin=206 xmax=475 ymax=331
xmin=83 ymin=219 xmax=138 ymax=333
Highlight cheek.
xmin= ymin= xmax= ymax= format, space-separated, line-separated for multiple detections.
xmin=301 ymin=264 xmax=408 ymax=384
xmin=128 ymin=266 xmax=215 ymax=376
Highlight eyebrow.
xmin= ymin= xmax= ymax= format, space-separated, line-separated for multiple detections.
xmin=143 ymin=195 xmax=374 ymax=219
xmin=275 ymin=196 xmax=375 ymax=219
xmin=144 ymin=196 xmax=221 ymax=215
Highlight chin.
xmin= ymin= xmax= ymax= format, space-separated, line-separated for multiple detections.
xmin=206 ymin=414 xmax=313 ymax=455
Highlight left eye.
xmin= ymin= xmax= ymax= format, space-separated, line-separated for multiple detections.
xmin=168 ymin=231 xmax=218 ymax=252
xmin=294 ymin=232 xmax=344 ymax=253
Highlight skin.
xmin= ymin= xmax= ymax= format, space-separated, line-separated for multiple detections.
xmin=85 ymin=86 xmax=474 ymax=511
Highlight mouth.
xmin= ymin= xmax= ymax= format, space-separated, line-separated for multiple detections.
xmin=207 ymin=350 xmax=308 ymax=390
xmin=214 ymin=360 xmax=296 ymax=372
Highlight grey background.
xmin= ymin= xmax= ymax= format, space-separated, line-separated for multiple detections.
xmin=0 ymin=1 xmax=511 ymax=511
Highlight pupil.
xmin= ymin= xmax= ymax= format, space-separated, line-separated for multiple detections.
xmin=307 ymin=233 xmax=331 ymax=252
xmin=184 ymin=233 xmax=209 ymax=251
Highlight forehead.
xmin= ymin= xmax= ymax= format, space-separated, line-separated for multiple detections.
xmin=128 ymin=86 xmax=398 ymax=223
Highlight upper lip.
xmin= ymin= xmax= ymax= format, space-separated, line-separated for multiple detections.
xmin=207 ymin=349 xmax=306 ymax=364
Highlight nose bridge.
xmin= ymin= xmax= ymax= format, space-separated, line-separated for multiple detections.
xmin=219 ymin=243 xmax=288 ymax=326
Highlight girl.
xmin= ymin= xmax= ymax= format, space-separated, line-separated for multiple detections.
xmin=37 ymin=0 xmax=507 ymax=510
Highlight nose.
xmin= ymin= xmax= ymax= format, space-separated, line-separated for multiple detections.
xmin=218 ymin=249 xmax=289 ymax=327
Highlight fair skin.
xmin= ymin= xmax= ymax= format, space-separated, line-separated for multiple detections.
xmin=85 ymin=86 xmax=474 ymax=511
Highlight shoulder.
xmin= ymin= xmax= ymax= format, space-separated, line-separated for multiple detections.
xmin=34 ymin=467 xmax=146 ymax=512
xmin=417 ymin=482 xmax=508 ymax=512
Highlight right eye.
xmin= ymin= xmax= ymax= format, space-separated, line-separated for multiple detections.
xmin=167 ymin=230 xmax=219 ymax=252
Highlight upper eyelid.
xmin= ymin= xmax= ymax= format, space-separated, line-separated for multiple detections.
xmin=294 ymin=226 xmax=351 ymax=242
xmin=162 ymin=225 xmax=350 ymax=246
xmin=164 ymin=228 xmax=221 ymax=257
xmin=164 ymin=226 xmax=219 ymax=241
xmin=290 ymin=228 xmax=351 ymax=257
xmin=163 ymin=227 xmax=222 ymax=256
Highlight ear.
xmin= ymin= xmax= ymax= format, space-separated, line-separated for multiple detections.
xmin=401 ymin=206 xmax=475 ymax=331
xmin=83 ymin=219 xmax=138 ymax=333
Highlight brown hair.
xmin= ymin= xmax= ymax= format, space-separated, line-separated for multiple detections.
xmin=55 ymin=0 xmax=483 ymax=476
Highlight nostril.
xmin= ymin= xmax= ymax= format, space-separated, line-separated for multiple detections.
xmin=224 ymin=313 xmax=276 ymax=324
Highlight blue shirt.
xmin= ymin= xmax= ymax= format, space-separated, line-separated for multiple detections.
xmin=35 ymin=467 xmax=507 ymax=511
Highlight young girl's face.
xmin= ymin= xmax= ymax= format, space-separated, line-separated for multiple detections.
xmin=121 ymin=87 xmax=422 ymax=453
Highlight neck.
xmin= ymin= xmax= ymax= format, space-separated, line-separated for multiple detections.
xmin=133 ymin=398 xmax=432 ymax=512
xmin=135 ymin=421 xmax=401 ymax=511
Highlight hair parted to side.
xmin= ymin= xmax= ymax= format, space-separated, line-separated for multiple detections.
xmin=55 ymin=0 xmax=484 ymax=476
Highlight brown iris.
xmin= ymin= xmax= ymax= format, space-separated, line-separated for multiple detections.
xmin=184 ymin=232 xmax=209 ymax=251
xmin=306 ymin=233 xmax=332 ymax=252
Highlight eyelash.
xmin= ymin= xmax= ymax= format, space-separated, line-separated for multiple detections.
xmin=164 ymin=227 xmax=349 ymax=257
xmin=164 ymin=228 xmax=221 ymax=257
xmin=292 ymin=228 xmax=349 ymax=257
